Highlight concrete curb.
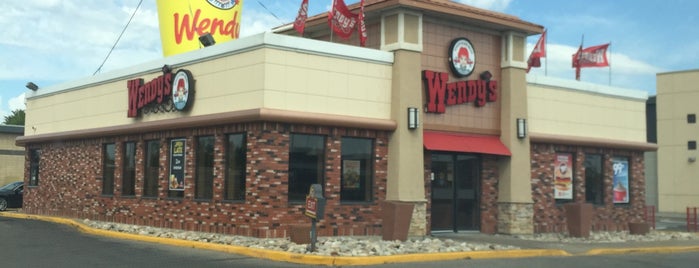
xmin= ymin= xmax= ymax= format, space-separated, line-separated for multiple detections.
xmin=5 ymin=212 xmax=699 ymax=265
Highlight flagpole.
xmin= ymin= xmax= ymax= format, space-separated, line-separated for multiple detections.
xmin=545 ymin=30 xmax=548 ymax=76
xmin=608 ymin=42 xmax=612 ymax=86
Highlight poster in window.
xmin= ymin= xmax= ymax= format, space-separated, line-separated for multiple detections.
xmin=554 ymin=153 xmax=573 ymax=199
xmin=343 ymin=160 xmax=361 ymax=189
xmin=612 ymin=158 xmax=629 ymax=203
xmin=169 ymin=139 xmax=186 ymax=191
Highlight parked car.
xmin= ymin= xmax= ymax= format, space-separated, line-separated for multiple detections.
xmin=0 ymin=181 xmax=23 ymax=211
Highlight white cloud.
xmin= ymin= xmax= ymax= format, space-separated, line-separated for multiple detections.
xmin=452 ymin=0 xmax=512 ymax=12
xmin=8 ymin=93 xmax=26 ymax=111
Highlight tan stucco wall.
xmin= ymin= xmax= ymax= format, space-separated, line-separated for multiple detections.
xmin=528 ymin=77 xmax=647 ymax=142
xmin=25 ymin=35 xmax=393 ymax=137
xmin=0 ymin=133 xmax=24 ymax=186
xmin=656 ymin=70 xmax=699 ymax=213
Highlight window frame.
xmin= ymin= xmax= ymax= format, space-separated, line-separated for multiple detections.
xmin=29 ymin=149 xmax=41 ymax=187
xmin=121 ymin=142 xmax=136 ymax=197
xmin=584 ymin=154 xmax=605 ymax=206
xmin=340 ymin=137 xmax=374 ymax=203
xmin=102 ymin=143 xmax=116 ymax=196
xmin=194 ymin=136 xmax=215 ymax=200
xmin=224 ymin=133 xmax=247 ymax=201
xmin=288 ymin=133 xmax=326 ymax=203
xmin=143 ymin=140 xmax=160 ymax=198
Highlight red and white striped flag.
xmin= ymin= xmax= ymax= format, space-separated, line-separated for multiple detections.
xmin=526 ymin=30 xmax=546 ymax=73
xmin=293 ymin=0 xmax=309 ymax=35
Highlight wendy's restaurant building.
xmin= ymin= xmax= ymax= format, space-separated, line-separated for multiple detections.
xmin=19 ymin=0 xmax=655 ymax=238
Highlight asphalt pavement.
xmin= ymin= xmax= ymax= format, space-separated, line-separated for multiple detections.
xmin=2 ymin=211 xmax=699 ymax=266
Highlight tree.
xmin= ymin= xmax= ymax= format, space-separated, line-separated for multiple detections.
xmin=3 ymin=109 xmax=25 ymax=125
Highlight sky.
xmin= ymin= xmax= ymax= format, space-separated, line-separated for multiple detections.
xmin=2 ymin=0 xmax=698 ymax=120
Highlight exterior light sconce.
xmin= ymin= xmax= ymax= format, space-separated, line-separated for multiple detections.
xmin=199 ymin=32 xmax=216 ymax=47
xmin=516 ymin=118 xmax=527 ymax=139
xmin=26 ymin=82 xmax=39 ymax=91
xmin=689 ymin=156 xmax=696 ymax=163
xmin=408 ymin=107 xmax=419 ymax=130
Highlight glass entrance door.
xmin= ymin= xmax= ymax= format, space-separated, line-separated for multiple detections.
xmin=430 ymin=153 xmax=480 ymax=232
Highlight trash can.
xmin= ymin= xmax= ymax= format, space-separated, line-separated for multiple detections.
xmin=382 ymin=201 xmax=414 ymax=241
xmin=565 ymin=203 xmax=593 ymax=238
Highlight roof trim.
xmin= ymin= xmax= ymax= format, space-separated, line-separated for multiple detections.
xmin=16 ymin=108 xmax=396 ymax=146
xmin=530 ymin=132 xmax=657 ymax=151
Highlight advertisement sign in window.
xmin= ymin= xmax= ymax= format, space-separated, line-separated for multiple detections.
xmin=612 ymin=158 xmax=629 ymax=204
xmin=554 ymin=153 xmax=573 ymax=200
xmin=169 ymin=139 xmax=186 ymax=191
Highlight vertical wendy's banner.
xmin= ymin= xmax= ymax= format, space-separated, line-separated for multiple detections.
xmin=156 ymin=0 xmax=243 ymax=56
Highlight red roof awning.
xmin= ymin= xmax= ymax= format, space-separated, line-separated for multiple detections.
xmin=423 ymin=131 xmax=512 ymax=156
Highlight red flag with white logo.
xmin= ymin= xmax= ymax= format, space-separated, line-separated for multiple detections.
xmin=526 ymin=30 xmax=546 ymax=73
xmin=293 ymin=0 xmax=309 ymax=35
xmin=573 ymin=43 xmax=610 ymax=68
xmin=328 ymin=0 xmax=358 ymax=39
xmin=358 ymin=0 xmax=367 ymax=46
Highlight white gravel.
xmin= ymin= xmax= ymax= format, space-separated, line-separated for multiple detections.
xmin=81 ymin=219 xmax=696 ymax=256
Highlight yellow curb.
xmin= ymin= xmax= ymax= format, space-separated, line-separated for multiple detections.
xmin=1 ymin=212 xmax=570 ymax=266
xmin=585 ymin=246 xmax=699 ymax=256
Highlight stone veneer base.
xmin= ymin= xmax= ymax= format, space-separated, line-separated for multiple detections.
xmin=497 ymin=202 xmax=534 ymax=235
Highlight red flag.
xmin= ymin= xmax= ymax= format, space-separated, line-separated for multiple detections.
xmin=293 ymin=0 xmax=309 ymax=35
xmin=526 ymin=30 xmax=546 ymax=73
xmin=358 ymin=0 xmax=367 ymax=46
xmin=328 ymin=0 xmax=358 ymax=39
xmin=572 ymin=44 xmax=582 ymax=80
xmin=573 ymin=43 xmax=610 ymax=68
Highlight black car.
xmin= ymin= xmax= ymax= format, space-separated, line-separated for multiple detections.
xmin=0 ymin=181 xmax=23 ymax=211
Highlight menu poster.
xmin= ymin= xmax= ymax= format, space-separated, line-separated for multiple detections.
xmin=342 ymin=160 xmax=361 ymax=189
xmin=169 ymin=139 xmax=186 ymax=191
xmin=554 ymin=153 xmax=573 ymax=199
xmin=612 ymin=158 xmax=629 ymax=203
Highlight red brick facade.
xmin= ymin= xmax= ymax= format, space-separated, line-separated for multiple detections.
xmin=530 ymin=143 xmax=647 ymax=233
xmin=23 ymin=122 xmax=389 ymax=238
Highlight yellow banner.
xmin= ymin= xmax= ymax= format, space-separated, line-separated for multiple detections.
xmin=156 ymin=0 xmax=243 ymax=56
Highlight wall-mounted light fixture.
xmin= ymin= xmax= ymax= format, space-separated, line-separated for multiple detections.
xmin=689 ymin=156 xmax=696 ymax=163
xmin=26 ymin=82 xmax=39 ymax=91
xmin=516 ymin=118 xmax=527 ymax=139
xmin=408 ymin=107 xmax=419 ymax=130
xmin=199 ymin=33 xmax=216 ymax=47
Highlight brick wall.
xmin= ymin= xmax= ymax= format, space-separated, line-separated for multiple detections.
xmin=23 ymin=122 xmax=389 ymax=238
xmin=530 ymin=143 xmax=647 ymax=233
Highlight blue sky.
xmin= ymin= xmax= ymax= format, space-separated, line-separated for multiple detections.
xmin=1 ymin=0 xmax=697 ymax=119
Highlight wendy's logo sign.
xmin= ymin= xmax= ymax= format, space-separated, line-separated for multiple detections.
xmin=127 ymin=66 xmax=194 ymax=118
xmin=448 ymin=38 xmax=476 ymax=78
xmin=422 ymin=70 xmax=497 ymax=113
xmin=206 ymin=0 xmax=238 ymax=10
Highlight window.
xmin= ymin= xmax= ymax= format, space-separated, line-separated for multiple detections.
xmin=584 ymin=154 xmax=604 ymax=205
xmin=288 ymin=134 xmax=325 ymax=202
xmin=195 ymin=136 xmax=215 ymax=199
xmin=688 ymin=114 xmax=696 ymax=124
xmin=689 ymin=141 xmax=697 ymax=150
xmin=29 ymin=149 xmax=41 ymax=186
xmin=122 ymin=142 xmax=136 ymax=196
xmin=143 ymin=140 xmax=160 ymax=198
xmin=225 ymin=133 xmax=247 ymax=201
xmin=102 ymin=143 xmax=116 ymax=195
xmin=341 ymin=137 xmax=373 ymax=202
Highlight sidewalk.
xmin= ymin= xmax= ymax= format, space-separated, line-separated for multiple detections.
xmin=3 ymin=211 xmax=699 ymax=266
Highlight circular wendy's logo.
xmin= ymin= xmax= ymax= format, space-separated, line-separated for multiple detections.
xmin=172 ymin=69 xmax=194 ymax=111
xmin=206 ymin=0 xmax=238 ymax=10
xmin=448 ymin=38 xmax=476 ymax=78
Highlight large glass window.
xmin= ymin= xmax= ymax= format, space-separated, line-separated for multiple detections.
xmin=143 ymin=140 xmax=160 ymax=198
xmin=288 ymin=134 xmax=325 ymax=202
xmin=122 ymin=142 xmax=136 ymax=196
xmin=225 ymin=133 xmax=247 ymax=201
xmin=102 ymin=143 xmax=116 ymax=195
xmin=195 ymin=136 xmax=215 ymax=199
xmin=584 ymin=154 xmax=604 ymax=205
xmin=340 ymin=137 xmax=373 ymax=202
xmin=29 ymin=149 xmax=41 ymax=186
